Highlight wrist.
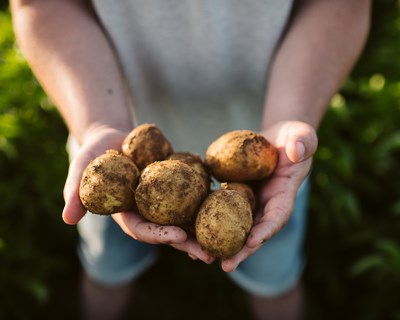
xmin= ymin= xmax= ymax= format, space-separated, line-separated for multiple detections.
xmin=261 ymin=109 xmax=322 ymax=132
xmin=81 ymin=124 xmax=132 ymax=147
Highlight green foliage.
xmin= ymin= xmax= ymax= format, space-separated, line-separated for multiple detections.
xmin=304 ymin=1 xmax=400 ymax=319
xmin=0 ymin=11 xmax=78 ymax=320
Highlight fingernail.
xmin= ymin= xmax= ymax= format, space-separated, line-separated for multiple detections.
xmin=221 ymin=262 xmax=236 ymax=273
xmin=296 ymin=142 xmax=305 ymax=161
xmin=188 ymin=254 xmax=198 ymax=260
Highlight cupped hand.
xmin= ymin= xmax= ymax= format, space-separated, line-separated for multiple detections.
xmin=221 ymin=121 xmax=318 ymax=272
xmin=62 ymin=127 xmax=215 ymax=264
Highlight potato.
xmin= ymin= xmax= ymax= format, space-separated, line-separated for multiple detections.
xmin=121 ymin=123 xmax=173 ymax=170
xmin=79 ymin=150 xmax=140 ymax=215
xmin=167 ymin=152 xmax=211 ymax=191
xmin=220 ymin=182 xmax=256 ymax=212
xmin=195 ymin=190 xmax=253 ymax=258
xmin=205 ymin=130 xmax=278 ymax=182
xmin=135 ymin=160 xmax=207 ymax=226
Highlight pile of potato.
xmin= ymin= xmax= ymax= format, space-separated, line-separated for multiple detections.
xmin=79 ymin=123 xmax=278 ymax=258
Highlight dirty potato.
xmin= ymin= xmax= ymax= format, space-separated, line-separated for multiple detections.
xmin=79 ymin=150 xmax=140 ymax=215
xmin=135 ymin=160 xmax=207 ymax=226
xmin=121 ymin=123 xmax=173 ymax=170
xmin=195 ymin=189 xmax=253 ymax=258
xmin=220 ymin=182 xmax=256 ymax=213
xmin=205 ymin=130 xmax=278 ymax=182
xmin=167 ymin=152 xmax=211 ymax=191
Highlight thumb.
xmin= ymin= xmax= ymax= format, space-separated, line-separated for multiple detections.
xmin=62 ymin=149 xmax=95 ymax=225
xmin=285 ymin=122 xmax=318 ymax=163
xmin=62 ymin=186 xmax=86 ymax=225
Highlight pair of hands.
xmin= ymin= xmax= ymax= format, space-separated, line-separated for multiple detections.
xmin=62 ymin=121 xmax=317 ymax=272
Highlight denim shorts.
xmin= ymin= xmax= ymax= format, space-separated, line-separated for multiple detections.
xmin=69 ymin=136 xmax=310 ymax=296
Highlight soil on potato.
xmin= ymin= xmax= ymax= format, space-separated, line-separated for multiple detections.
xmin=44 ymin=245 xmax=252 ymax=320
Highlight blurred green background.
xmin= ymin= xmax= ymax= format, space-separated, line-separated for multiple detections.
xmin=1 ymin=1 xmax=400 ymax=319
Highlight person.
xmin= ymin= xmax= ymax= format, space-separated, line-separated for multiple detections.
xmin=10 ymin=0 xmax=371 ymax=319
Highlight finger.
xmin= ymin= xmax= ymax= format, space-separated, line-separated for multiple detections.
xmin=171 ymin=238 xmax=216 ymax=264
xmin=112 ymin=212 xmax=187 ymax=244
xmin=62 ymin=152 xmax=95 ymax=224
xmin=114 ymin=213 xmax=215 ymax=264
xmin=285 ymin=123 xmax=318 ymax=163
xmin=63 ymin=151 xmax=92 ymax=200
xmin=247 ymin=192 xmax=295 ymax=248
xmin=62 ymin=186 xmax=86 ymax=224
xmin=220 ymin=245 xmax=258 ymax=272
xmin=257 ymin=155 xmax=312 ymax=206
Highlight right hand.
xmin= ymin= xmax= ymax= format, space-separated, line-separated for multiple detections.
xmin=62 ymin=127 xmax=215 ymax=264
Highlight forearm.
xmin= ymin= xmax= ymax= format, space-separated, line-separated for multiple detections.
xmin=262 ymin=0 xmax=371 ymax=130
xmin=10 ymin=0 xmax=133 ymax=145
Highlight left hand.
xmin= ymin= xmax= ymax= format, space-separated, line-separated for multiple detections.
xmin=221 ymin=121 xmax=318 ymax=272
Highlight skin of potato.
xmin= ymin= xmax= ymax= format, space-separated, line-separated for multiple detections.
xmin=135 ymin=160 xmax=207 ymax=226
xmin=195 ymin=189 xmax=253 ymax=259
xmin=167 ymin=152 xmax=211 ymax=191
xmin=220 ymin=182 xmax=257 ymax=213
xmin=205 ymin=130 xmax=278 ymax=182
xmin=121 ymin=123 xmax=173 ymax=170
xmin=79 ymin=150 xmax=140 ymax=215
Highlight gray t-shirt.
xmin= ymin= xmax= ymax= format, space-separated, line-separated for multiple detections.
xmin=91 ymin=0 xmax=294 ymax=155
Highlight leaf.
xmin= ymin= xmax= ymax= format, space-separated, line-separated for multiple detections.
xmin=26 ymin=280 xmax=49 ymax=304
xmin=0 ymin=113 xmax=20 ymax=138
xmin=350 ymin=254 xmax=384 ymax=276
xmin=374 ymin=239 xmax=400 ymax=264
